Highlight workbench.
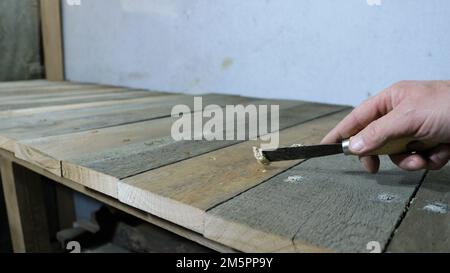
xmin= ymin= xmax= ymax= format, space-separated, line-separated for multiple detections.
xmin=0 ymin=80 xmax=448 ymax=253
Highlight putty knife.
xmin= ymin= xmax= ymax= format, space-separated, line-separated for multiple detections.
xmin=253 ymin=138 xmax=436 ymax=165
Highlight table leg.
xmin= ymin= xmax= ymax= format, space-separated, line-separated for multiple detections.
xmin=0 ymin=157 xmax=52 ymax=252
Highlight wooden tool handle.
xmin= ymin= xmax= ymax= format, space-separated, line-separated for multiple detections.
xmin=342 ymin=137 xmax=437 ymax=155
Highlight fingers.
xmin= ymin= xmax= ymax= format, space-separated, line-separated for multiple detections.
xmin=348 ymin=108 xmax=415 ymax=154
xmin=389 ymin=144 xmax=450 ymax=171
xmin=359 ymin=155 xmax=380 ymax=173
xmin=427 ymin=144 xmax=450 ymax=170
xmin=321 ymin=89 xmax=394 ymax=144
xmin=389 ymin=154 xmax=428 ymax=171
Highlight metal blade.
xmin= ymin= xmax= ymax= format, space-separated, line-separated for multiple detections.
xmin=262 ymin=144 xmax=343 ymax=162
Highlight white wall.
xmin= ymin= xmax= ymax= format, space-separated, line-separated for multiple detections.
xmin=63 ymin=0 xmax=450 ymax=106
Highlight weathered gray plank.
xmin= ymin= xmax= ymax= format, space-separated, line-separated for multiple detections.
xmin=0 ymin=80 xmax=50 ymax=89
xmin=388 ymin=166 xmax=450 ymax=252
xmin=1 ymin=94 xmax=251 ymax=152
xmin=0 ymin=84 xmax=114 ymax=97
xmin=16 ymin=99 xmax=318 ymax=197
xmin=205 ymin=155 xmax=425 ymax=252
xmin=0 ymin=89 xmax=160 ymax=111
xmin=65 ymin=101 xmax=343 ymax=180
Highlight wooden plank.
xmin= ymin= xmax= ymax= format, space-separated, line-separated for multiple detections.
xmin=388 ymin=166 xmax=450 ymax=252
xmin=0 ymin=83 xmax=115 ymax=97
xmin=0 ymin=149 xmax=235 ymax=253
xmin=0 ymin=89 xmax=160 ymax=111
xmin=0 ymin=157 xmax=52 ymax=252
xmin=0 ymin=87 xmax=137 ymax=105
xmin=0 ymin=93 xmax=177 ymax=118
xmin=118 ymin=108 xmax=350 ymax=233
xmin=0 ymin=80 xmax=50 ymax=89
xmin=14 ymin=97 xmax=286 ymax=196
xmin=40 ymin=0 xmax=64 ymax=81
xmin=0 ymin=157 xmax=25 ymax=252
xmin=205 ymin=155 xmax=424 ymax=252
xmin=1 ymin=94 xmax=252 ymax=152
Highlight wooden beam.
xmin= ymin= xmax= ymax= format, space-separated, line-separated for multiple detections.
xmin=40 ymin=0 xmax=64 ymax=81
xmin=0 ymin=157 xmax=52 ymax=252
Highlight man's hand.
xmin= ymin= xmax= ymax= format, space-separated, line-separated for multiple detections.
xmin=321 ymin=80 xmax=450 ymax=173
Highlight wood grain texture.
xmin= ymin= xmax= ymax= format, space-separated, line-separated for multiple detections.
xmin=388 ymin=166 xmax=450 ymax=252
xmin=15 ymin=97 xmax=290 ymax=196
xmin=0 ymin=89 xmax=158 ymax=111
xmin=64 ymin=101 xmax=342 ymax=177
xmin=2 ymin=93 xmax=245 ymax=152
xmin=119 ymin=109 xmax=350 ymax=233
xmin=0 ymin=93 xmax=174 ymax=118
xmin=205 ymin=155 xmax=425 ymax=253
xmin=11 ymin=94 xmax=255 ymax=170
xmin=40 ymin=0 xmax=64 ymax=81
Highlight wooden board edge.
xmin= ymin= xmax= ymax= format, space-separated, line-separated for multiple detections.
xmin=117 ymin=181 xmax=205 ymax=233
xmin=62 ymin=160 xmax=119 ymax=198
xmin=14 ymin=141 xmax=61 ymax=176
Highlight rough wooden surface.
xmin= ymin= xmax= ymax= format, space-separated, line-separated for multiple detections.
xmin=119 ymin=109 xmax=350 ymax=233
xmin=1 ymin=93 xmax=250 ymax=152
xmin=12 ymin=94 xmax=256 ymax=170
xmin=205 ymin=155 xmax=425 ymax=252
xmin=2 ymin=80 xmax=446 ymax=253
xmin=387 ymin=166 xmax=450 ymax=252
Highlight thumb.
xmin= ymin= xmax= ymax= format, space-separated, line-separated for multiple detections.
xmin=349 ymin=109 xmax=413 ymax=155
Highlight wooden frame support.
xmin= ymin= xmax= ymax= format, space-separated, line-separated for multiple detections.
xmin=40 ymin=0 xmax=64 ymax=81
xmin=0 ymin=156 xmax=52 ymax=252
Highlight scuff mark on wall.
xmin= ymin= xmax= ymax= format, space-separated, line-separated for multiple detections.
xmin=221 ymin=57 xmax=234 ymax=70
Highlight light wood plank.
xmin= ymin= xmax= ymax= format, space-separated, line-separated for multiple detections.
xmin=119 ymin=108 xmax=350 ymax=233
xmin=0 ymin=81 xmax=73 ymax=93
xmin=0 ymin=89 xmax=160 ymax=111
xmin=0 ymin=94 xmax=176 ymax=118
xmin=40 ymin=0 xmax=64 ymax=81
xmin=0 ymin=80 xmax=50 ymax=89
xmin=0 ymin=83 xmax=116 ymax=97
xmin=388 ymin=166 xmax=450 ymax=252
xmin=205 ymin=155 xmax=424 ymax=252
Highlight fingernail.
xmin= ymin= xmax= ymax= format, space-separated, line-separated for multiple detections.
xmin=350 ymin=135 xmax=365 ymax=152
